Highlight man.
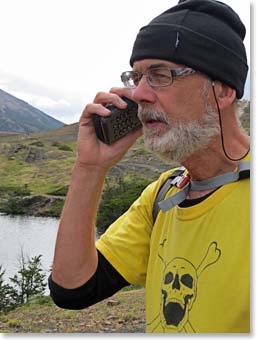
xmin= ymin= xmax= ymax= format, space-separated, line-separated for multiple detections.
xmin=48 ymin=0 xmax=250 ymax=333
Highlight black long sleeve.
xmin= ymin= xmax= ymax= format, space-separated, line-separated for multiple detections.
xmin=48 ymin=250 xmax=130 ymax=310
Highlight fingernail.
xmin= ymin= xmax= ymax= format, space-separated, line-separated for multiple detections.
xmin=120 ymin=100 xmax=127 ymax=108
xmin=103 ymin=107 xmax=111 ymax=114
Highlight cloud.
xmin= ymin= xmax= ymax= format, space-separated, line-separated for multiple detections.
xmin=3 ymin=90 xmax=71 ymax=110
xmin=7 ymin=91 xmax=77 ymax=123
xmin=0 ymin=64 xmax=251 ymax=126
xmin=0 ymin=70 xmax=88 ymax=124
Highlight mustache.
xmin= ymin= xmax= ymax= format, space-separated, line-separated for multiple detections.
xmin=138 ymin=105 xmax=170 ymax=125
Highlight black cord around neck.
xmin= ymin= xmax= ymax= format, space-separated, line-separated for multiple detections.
xmin=211 ymin=83 xmax=250 ymax=162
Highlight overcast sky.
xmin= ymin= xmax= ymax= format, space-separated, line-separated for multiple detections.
xmin=0 ymin=0 xmax=251 ymax=124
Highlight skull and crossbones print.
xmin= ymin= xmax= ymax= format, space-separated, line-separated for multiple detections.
xmin=147 ymin=241 xmax=221 ymax=333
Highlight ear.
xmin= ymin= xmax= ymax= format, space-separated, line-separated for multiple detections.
xmin=212 ymin=81 xmax=236 ymax=109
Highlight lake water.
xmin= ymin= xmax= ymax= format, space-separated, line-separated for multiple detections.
xmin=0 ymin=214 xmax=102 ymax=286
xmin=0 ymin=214 xmax=60 ymax=282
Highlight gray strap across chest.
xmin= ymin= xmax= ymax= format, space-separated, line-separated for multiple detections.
xmin=156 ymin=161 xmax=250 ymax=215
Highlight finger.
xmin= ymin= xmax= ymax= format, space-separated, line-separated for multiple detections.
xmin=80 ymin=103 xmax=111 ymax=122
xmin=109 ymin=87 xmax=134 ymax=101
xmin=94 ymin=92 xmax=127 ymax=109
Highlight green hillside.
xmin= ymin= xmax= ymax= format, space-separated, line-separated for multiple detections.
xmin=0 ymin=103 xmax=250 ymax=217
xmin=0 ymin=123 xmax=172 ymax=217
xmin=0 ymin=123 xmax=171 ymax=194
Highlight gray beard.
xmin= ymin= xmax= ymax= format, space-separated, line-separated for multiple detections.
xmin=138 ymin=104 xmax=220 ymax=163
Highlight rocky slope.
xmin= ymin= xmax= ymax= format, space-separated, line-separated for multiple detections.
xmin=0 ymin=89 xmax=64 ymax=133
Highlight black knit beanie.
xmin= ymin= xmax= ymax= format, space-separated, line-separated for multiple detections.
xmin=130 ymin=0 xmax=248 ymax=98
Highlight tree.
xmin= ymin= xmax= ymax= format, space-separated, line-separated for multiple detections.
xmin=0 ymin=266 xmax=14 ymax=313
xmin=9 ymin=253 xmax=47 ymax=305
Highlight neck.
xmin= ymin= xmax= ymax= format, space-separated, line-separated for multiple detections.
xmin=180 ymin=135 xmax=249 ymax=199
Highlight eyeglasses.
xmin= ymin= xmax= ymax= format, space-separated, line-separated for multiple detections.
xmin=121 ymin=67 xmax=196 ymax=88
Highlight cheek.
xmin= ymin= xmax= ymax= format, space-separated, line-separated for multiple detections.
xmin=159 ymin=95 xmax=199 ymax=124
xmin=165 ymin=88 xmax=207 ymax=123
xmin=182 ymin=82 xmax=206 ymax=107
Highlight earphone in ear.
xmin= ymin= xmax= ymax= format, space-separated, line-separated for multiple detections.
xmin=211 ymin=83 xmax=249 ymax=162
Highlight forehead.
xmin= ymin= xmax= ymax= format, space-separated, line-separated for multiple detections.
xmin=133 ymin=59 xmax=186 ymax=71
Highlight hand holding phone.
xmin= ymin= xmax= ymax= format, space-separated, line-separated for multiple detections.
xmin=92 ymin=97 xmax=141 ymax=145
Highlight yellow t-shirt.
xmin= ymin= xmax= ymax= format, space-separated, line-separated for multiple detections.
xmin=96 ymin=158 xmax=250 ymax=333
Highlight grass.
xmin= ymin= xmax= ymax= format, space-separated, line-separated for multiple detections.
xmin=0 ymin=127 xmax=169 ymax=200
xmin=0 ymin=288 xmax=145 ymax=333
xmin=0 ymin=108 xmax=250 ymax=217
xmin=0 ymin=145 xmax=75 ymax=195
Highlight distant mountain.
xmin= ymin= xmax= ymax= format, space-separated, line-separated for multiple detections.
xmin=0 ymin=89 xmax=65 ymax=133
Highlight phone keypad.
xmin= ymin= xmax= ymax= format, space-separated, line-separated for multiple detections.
xmin=93 ymin=97 xmax=141 ymax=144
xmin=106 ymin=101 xmax=141 ymax=142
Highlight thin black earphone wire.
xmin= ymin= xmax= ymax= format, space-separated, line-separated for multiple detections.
xmin=211 ymin=82 xmax=250 ymax=162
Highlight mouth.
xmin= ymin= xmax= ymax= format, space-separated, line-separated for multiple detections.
xmin=143 ymin=118 xmax=168 ymax=129
xmin=138 ymin=106 xmax=169 ymax=131
xmin=162 ymin=293 xmax=194 ymax=328
xmin=163 ymin=301 xmax=186 ymax=327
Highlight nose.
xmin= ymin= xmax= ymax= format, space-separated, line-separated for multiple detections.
xmin=132 ymin=75 xmax=156 ymax=104
xmin=172 ymin=274 xmax=180 ymax=290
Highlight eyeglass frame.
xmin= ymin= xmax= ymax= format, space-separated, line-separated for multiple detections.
xmin=120 ymin=67 xmax=196 ymax=88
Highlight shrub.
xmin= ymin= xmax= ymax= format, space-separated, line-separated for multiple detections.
xmin=96 ymin=176 xmax=151 ymax=234
xmin=9 ymin=254 xmax=47 ymax=306
xmin=52 ymin=141 xmax=61 ymax=147
xmin=47 ymin=185 xmax=69 ymax=196
xmin=0 ymin=267 xmax=14 ymax=313
xmin=0 ymin=254 xmax=47 ymax=314
xmin=29 ymin=140 xmax=44 ymax=147
xmin=1 ymin=197 xmax=26 ymax=215
xmin=0 ymin=184 xmax=31 ymax=198
xmin=27 ymin=295 xmax=51 ymax=305
xmin=58 ymin=144 xmax=73 ymax=152
xmin=44 ymin=200 xmax=64 ymax=217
